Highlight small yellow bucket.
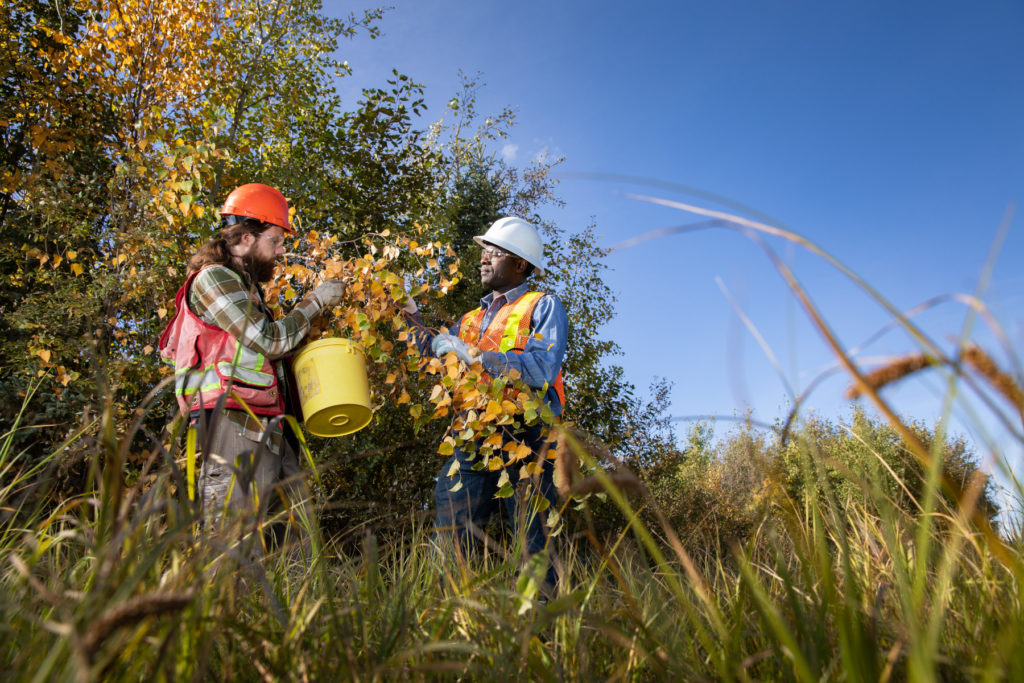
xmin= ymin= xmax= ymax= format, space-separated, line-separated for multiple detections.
xmin=293 ymin=338 xmax=372 ymax=437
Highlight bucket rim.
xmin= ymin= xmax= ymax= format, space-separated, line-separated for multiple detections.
xmin=295 ymin=337 xmax=364 ymax=361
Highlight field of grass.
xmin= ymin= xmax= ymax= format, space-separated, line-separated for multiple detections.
xmin=3 ymin=382 xmax=1023 ymax=681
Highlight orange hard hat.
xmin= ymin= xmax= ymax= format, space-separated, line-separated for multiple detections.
xmin=219 ymin=183 xmax=294 ymax=233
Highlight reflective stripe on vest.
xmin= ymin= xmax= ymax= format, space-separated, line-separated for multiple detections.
xmin=459 ymin=291 xmax=566 ymax=408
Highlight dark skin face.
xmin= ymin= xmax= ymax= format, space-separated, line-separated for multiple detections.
xmin=479 ymin=242 xmax=529 ymax=294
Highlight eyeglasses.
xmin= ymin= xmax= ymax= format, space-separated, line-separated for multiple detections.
xmin=258 ymin=233 xmax=286 ymax=247
xmin=481 ymin=245 xmax=512 ymax=260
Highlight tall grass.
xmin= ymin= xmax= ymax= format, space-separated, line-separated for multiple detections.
xmin=4 ymin=202 xmax=1024 ymax=680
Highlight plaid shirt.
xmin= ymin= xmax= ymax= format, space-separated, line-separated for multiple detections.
xmin=189 ymin=264 xmax=321 ymax=359
xmin=188 ymin=264 xmax=322 ymax=436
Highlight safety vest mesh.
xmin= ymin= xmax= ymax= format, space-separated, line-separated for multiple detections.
xmin=458 ymin=291 xmax=566 ymax=408
xmin=158 ymin=266 xmax=285 ymax=416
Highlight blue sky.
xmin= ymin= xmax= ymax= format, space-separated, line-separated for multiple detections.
xmin=326 ymin=1 xmax=1024 ymax=474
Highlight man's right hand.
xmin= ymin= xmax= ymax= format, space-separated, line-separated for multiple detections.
xmin=431 ymin=333 xmax=478 ymax=364
xmin=312 ymin=280 xmax=345 ymax=309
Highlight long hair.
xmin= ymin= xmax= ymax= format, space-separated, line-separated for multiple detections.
xmin=187 ymin=218 xmax=267 ymax=277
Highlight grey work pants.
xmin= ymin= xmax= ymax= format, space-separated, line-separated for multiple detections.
xmin=193 ymin=410 xmax=314 ymax=558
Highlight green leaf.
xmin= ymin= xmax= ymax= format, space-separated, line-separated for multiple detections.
xmin=495 ymin=482 xmax=514 ymax=498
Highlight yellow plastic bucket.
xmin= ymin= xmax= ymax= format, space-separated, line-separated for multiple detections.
xmin=293 ymin=338 xmax=372 ymax=437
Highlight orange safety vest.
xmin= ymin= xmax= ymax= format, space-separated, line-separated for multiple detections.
xmin=458 ymin=291 xmax=566 ymax=408
xmin=158 ymin=266 xmax=286 ymax=417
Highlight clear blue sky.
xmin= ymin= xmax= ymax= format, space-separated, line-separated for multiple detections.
xmin=326 ymin=1 xmax=1024 ymax=474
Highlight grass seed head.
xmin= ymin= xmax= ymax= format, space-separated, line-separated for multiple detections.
xmin=963 ymin=344 xmax=1024 ymax=410
xmin=846 ymin=353 xmax=937 ymax=399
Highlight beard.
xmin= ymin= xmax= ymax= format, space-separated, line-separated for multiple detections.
xmin=241 ymin=252 xmax=278 ymax=283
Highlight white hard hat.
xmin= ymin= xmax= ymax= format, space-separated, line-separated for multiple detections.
xmin=473 ymin=216 xmax=546 ymax=275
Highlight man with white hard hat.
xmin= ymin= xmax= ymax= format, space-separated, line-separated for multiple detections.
xmin=428 ymin=216 xmax=568 ymax=592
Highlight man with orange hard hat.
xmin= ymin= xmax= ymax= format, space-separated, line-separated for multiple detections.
xmin=159 ymin=182 xmax=344 ymax=551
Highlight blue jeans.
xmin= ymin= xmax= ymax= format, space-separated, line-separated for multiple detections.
xmin=433 ymin=423 xmax=558 ymax=588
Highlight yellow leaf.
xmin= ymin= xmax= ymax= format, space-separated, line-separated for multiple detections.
xmin=397 ymin=389 xmax=410 ymax=405
xmin=485 ymin=399 xmax=502 ymax=418
xmin=142 ymin=345 xmax=154 ymax=354
xmin=67 ymin=250 xmax=77 ymax=260
xmin=487 ymin=456 xmax=503 ymax=471
xmin=429 ymin=384 xmax=445 ymax=402
xmin=525 ymin=461 xmax=544 ymax=475
xmin=51 ymin=254 xmax=62 ymax=268
xmin=385 ymin=371 xmax=397 ymax=384
xmin=36 ymin=349 xmax=51 ymax=363
xmin=513 ymin=443 xmax=532 ymax=462
xmin=71 ymin=263 xmax=83 ymax=276
xmin=157 ymin=307 xmax=167 ymax=319
xmin=438 ymin=439 xmax=455 ymax=456
xmin=284 ymin=288 xmax=296 ymax=300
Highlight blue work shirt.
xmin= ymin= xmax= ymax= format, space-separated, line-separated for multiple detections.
xmin=427 ymin=282 xmax=569 ymax=416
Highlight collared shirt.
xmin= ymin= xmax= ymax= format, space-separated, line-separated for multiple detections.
xmin=189 ymin=264 xmax=322 ymax=359
xmin=448 ymin=282 xmax=569 ymax=415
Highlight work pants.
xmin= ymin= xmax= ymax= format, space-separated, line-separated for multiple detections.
xmin=191 ymin=409 xmax=313 ymax=561
xmin=433 ymin=422 xmax=559 ymax=590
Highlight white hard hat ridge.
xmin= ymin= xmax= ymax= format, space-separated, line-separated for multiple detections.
xmin=473 ymin=216 xmax=546 ymax=275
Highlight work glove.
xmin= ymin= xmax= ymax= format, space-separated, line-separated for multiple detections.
xmin=311 ymin=279 xmax=345 ymax=309
xmin=431 ymin=333 xmax=477 ymax=365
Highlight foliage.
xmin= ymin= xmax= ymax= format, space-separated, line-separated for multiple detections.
xmin=0 ymin=0 xmax=652 ymax=538
xmin=623 ymin=410 xmax=999 ymax=560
